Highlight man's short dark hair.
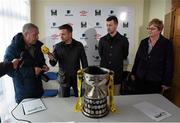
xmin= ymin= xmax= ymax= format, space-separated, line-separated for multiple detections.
xmin=58 ymin=24 xmax=73 ymax=33
xmin=23 ymin=23 xmax=38 ymax=33
xmin=106 ymin=16 xmax=118 ymax=24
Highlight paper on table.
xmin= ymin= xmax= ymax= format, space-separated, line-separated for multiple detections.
xmin=134 ymin=101 xmax=171 ymax=121
xmin=22 ymin=98 xmax=46 ymax=115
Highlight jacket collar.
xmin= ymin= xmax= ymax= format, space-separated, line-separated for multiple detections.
xmin=11 ymin=33 xmax=43 ymax=51
xmin=107 ymin=31 xmax=121 ymax=40
xmin=61 ymin=38 xmax=75 ymax=46
xmin=11 ymin=33 xmax=26 ymax=50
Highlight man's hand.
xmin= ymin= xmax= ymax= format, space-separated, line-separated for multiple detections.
xmin=12 ymin=59 xmax=20 ymax=69
xmin=42 ymin=65 xmax=49 ymax=72
xmin=161 ymin=85 xmax=170 ymax=94
xmin=35 ymin=67 xmax=43 ymax=75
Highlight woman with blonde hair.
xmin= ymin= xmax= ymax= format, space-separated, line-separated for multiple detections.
xmin=131 ymin=18 xmax=174 ymax=94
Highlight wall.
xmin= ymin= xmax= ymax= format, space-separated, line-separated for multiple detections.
xmin=30 ymin=0 xmax=171 ymax=70
xmin=31 ymin=0 xmax=144 ymax=70
xmin=148 ymin=0 xmax=172 ymax=38
xmin=164 ymin=0 xmax=172 ymax=39
xmin=139 ymin=0 xmax=171 ymax=40
xmin=149 ymin=0 xmax=166 ymax=21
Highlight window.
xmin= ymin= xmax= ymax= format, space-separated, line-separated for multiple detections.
xmin=0 ymin=0 xmax=30 ymax=102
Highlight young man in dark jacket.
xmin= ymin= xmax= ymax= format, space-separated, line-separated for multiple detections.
xmin=48 ymin=24 xmax=88 ymax=97
xmin=4 ymin=23 xmax=49 ymax=103
xmin=98 ymin=16 xmax=129 ymax=95
xmin=0 ymin=59 xmax=19 ymax=77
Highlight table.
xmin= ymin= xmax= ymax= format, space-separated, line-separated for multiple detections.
xmin=12 ymin=94 xmax=180 ymax=122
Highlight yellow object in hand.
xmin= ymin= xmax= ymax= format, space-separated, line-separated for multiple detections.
xmin=41 ymin=45 xmax=49 ymax=54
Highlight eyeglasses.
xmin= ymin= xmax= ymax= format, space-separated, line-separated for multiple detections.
xmin=147 ymin=27 xmax=158 ymax=31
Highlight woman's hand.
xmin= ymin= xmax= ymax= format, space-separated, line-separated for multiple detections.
xmin=131 ymin=74 xmax=136 ymax=81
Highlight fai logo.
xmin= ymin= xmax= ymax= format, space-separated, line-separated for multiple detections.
xmin=96 ymin=22 xmax=100 ymax=26
xmin=51 ymin=22 xmax=58 ymax=28
xmin=67 ymin=10 xmax=71 ymax=14
xmin=65 ymin=10 xmax=73 ymax=16
xmin=109 ymin=10 xmax=115 ymax=16
xmin=110 ymin=10 xmax=114 ymax=14
xmin=80 ymin=33 xmax=88 ymax=39
xmin=52 ymin=22 xmax=56 ymax=26
xmin=94 ymin=22 xmax=102 ymax=28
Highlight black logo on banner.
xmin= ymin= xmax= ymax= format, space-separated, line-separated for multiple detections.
xmin=82 ymin=33 xmax=86 ymax=37
xmin=51 ymin=9 xmax=57 ymax=16
xmin=81 ymin=22 xmax=87 ymax=28
xmin=95 ymin=9 xmax=101 ymax=16
xmin=108 ymin=10 xmax=116 ymax=16
xmin=123 ymin=22 xmax=129 ymax=28
xmin=94 ymin=22 xmax=102 ymax=28
xmin=96 ymin=22 xmax=100 ymax=26
xmin=123 ymin=33 xmax=129 ymax=39
xmin=80 ymin=33 xmax=88 ymax=39
xmin=67 ymin=10 xmax=70 ymax=14
xmin=110 ymin=10 xmax=114 ymax=15
xmin=93 ymin=55 xmax=100 ymax=62
xmin=65 ymin=10 xmax=73 ymax=16
xmin=123 ymin=33 xmax=127 ymax=37
xmin=52 ymin=22 xmax=56 ymax=26
xmin=51 ymin=22 xmax=58 ymax=28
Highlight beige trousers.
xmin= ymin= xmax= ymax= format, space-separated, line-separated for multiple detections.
xmin=114 ymin=84 xmax=121 ymax=95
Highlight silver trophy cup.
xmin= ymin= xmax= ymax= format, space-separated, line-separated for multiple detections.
xmin=82 ymin=66 xmax=110 ymax=118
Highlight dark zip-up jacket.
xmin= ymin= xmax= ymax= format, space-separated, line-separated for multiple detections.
xmin=4 ymin=33 xmax=46 ymax=103
xmin=132 ymin=35 xmax=174 ymax=86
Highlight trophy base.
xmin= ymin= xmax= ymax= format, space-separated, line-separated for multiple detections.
xmin=82 ymin=108 xmax=109 ymax=118
xmin=82 ymin=96 xmax=109 ymax=118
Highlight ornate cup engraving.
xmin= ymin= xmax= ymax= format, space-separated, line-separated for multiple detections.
xmin=82 ymin=66 xmax=110 ymax=118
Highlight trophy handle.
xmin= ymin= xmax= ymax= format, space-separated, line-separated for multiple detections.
xmin=74 ymin=69 xmax=83 ymax=112
xmin=108 ymin=71 xmax=116 ymax=112
xmin=77 ymin=69 xmax=83 ymax=98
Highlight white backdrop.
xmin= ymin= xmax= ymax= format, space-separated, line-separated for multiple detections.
xmin=44 ymin=6 xmax=135 ymax=66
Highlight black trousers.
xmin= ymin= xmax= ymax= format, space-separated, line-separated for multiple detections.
xmin=59 ymin=75 xmax=78 ymax=97
xmin=134 ymin=78 xmax=162 ymax=94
